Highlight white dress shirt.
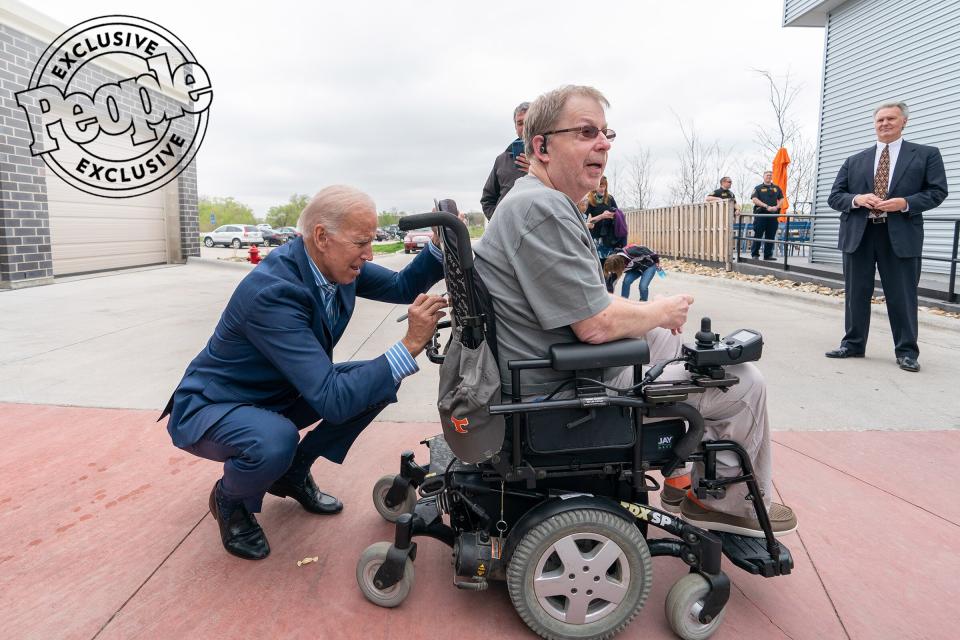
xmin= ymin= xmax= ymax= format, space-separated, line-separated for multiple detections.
xmin=854 ymin=137 xmax=908 ymax=213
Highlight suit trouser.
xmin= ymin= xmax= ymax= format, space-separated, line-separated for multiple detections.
xmin=842 ymin=221 xmax=921 ymax=359
xmin=610 ymin=328 xmax=773 ymax=518
xmin=751 ymin=217 xmax=778 ymax=258
xmin=183 ymin=398 xmax=386 ymax=512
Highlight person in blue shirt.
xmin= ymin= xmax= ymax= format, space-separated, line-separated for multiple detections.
xmin=161 ymin=185 xmax=447 ymax=560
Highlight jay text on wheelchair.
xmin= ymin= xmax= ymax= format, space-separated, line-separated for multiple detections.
xmin=358 ymin=210 xmax=793 ymax=640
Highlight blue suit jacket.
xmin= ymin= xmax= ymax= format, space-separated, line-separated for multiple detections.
xmin=828 ymin=140 xmax=947 ymax=257
xmin=163 ymin=238 xmax=444 ymax=448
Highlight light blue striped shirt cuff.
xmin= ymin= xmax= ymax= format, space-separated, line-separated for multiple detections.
xmin=428 ymin=241 xmax=443 ymax=261
xmin=385 ymin=341 xmax=419 ymax=384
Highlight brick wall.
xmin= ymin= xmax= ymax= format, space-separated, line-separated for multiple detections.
xmin=0 ymin=22 xmax=201 ymax=287
xmin=0 ymin=24 xmax=52 ymax=287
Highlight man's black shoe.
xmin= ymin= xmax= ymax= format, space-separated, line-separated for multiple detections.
xmin=897 ymin=356 xmax=920 ymax=372
xmin=268 ymin=471 xmax=343 ymax=514
xmin=825 ymin=346 xmax=865 ymax=359
xmin=208 ymin=482 xmax=270 ymax=560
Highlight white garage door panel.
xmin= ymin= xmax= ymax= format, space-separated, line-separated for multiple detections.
xmin=46 ymin=115 xmax=173 ymax=276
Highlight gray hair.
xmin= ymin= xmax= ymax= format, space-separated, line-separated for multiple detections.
xmin=720 ymin=176 xmax=732 ymax=183
xmin=298 ymin=185 xmax=375 ymax=240
xmin=523 ymin=85 xmax=610 ymax=157
xmin=513 ymin=101 xmax=530 ymax=120
xmin=873 ymin=101 xmax=909 ymax=120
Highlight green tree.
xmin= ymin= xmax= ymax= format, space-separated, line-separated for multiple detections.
xmin=199 ymin=196 xmax=256 ymax=231
xmin=266 ymin=194 xmax=310 ymax=229
xmin=378 ymin=211 xmax=401 ymax=227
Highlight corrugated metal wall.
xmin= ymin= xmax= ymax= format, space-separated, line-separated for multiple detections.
xmin=811 ymin=0 xmax=960 ymax=273
xmin=784 ymin=0 xmax=826 ymax=25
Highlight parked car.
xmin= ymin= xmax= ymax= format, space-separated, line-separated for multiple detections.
xmin=277 ymin=226 xmax=302 ymax=238
xmin=385 ymin=224 xmax=401 ymax=239
xmin=260 ymin=227 xmax=292 ymax=246
xmin=375 ymin=227 xmax=389 ymax=241
xmin=256 ymin=223 xmax=273 ymax=232
xmin=203 ymin=224 xmax=264 ymax=248
xmin=403 ymin=228 xmax=434 ymax=254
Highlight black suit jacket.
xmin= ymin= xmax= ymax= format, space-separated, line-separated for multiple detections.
xmin=828 ymin=140 xmax=947 ymax=257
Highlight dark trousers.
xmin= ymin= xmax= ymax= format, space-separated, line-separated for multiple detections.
xmin=184 ymin=397 xmax=386 ymax=512
xmin=841 ymin=221 xmax=921 ymax=359
xmin=751 ymin=216 xmax=779 ymax=258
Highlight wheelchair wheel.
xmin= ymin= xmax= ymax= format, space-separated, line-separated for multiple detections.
xmin=506 ymin=508 xmax=652 ymax=639
xmin=356 ymin=541 xmax=415 ymax=608
xmin=664 ymin=573 xmax=726 ymax=640
xmin=372 ymin=474 xmax=417 ymax=523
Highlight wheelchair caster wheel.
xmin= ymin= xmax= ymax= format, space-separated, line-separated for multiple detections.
xmin=507 ymin=508 xmax=652 ymax=638
xmin=665 ymin=573 xmax=726 ymax=640
xmin=372 ymin=474 xmax=417 ymax=523
xmin=357 ymin=541 xmax=415 ymax=608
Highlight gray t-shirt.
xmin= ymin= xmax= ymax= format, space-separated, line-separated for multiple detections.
xmin=474 ymin=175 xmax=617 ymax=395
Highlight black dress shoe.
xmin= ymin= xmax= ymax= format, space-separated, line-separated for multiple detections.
xmin=208 ymin=482 xmax=270 ymax=560
xmin=897 ymin=356 xmax=920 ymax=372
xmin=267 ymin=471 xmax=343 ymax=514
xmin=825 ymin=346 xmax=865 ymax=359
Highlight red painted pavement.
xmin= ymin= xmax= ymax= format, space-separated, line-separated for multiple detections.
xmin=1 ymin=403 xmax=956 ymax=639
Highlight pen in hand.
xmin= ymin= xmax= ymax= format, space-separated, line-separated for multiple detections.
xmin=396 ymin=292 xmax=446 ymax=322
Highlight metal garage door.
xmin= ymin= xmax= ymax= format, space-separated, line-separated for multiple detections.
xmin=45 ymin=121 xmax=177 ymax=276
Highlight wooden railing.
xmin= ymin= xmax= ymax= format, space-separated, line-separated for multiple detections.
xmin=624 ymin=200 xmax=734 ymax=270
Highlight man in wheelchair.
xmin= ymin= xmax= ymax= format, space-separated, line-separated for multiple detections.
xmin=358 ymin=85 xmax=796 ymax=640
xmin=475 ymin=85 xmax=796 ymax=539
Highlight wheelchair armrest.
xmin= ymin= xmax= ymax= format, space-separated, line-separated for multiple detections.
xmin=549 ymin=338 xmax=650 ymax=371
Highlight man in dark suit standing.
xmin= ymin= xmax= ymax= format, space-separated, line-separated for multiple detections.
xmin=162 ymin=185 xmax=447 ymax=559
xmin=826 ymin=102 xmax=947 ymax=372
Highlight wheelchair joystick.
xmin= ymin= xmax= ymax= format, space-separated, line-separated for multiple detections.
xmin=695 ymin=317 xmax=716 ymax=349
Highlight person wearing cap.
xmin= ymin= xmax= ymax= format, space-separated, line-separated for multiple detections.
xmin=161 ymin=185 xmax=447 ymax=560
xmin=481 ymin=101 xmax=530 ymax=220
xmin=473 ymin=84 xmax=797 ymax=538
xmin=825 ymin=101 xmax=947 ymax=372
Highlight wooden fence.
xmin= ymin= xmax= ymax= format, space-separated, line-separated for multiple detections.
xmin=624 ymin=200 xmax=735 ymax=270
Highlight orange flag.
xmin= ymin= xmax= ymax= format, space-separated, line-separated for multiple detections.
xmin=772 ymin=147 xmax=790 ymax=222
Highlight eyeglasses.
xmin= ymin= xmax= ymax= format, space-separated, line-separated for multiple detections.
xmin=539 ymin=125 xmax=616 ymax=141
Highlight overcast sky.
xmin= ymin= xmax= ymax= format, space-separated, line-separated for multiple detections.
xmin=29 ymin=0 xmax=826 ymax=217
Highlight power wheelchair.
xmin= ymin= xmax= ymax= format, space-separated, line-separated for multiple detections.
xmin=356 ymin=208 xmax=793 ymax=640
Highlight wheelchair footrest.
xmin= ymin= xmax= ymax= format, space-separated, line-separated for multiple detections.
xmin=720 ymin=533 xmax=793 ymax=577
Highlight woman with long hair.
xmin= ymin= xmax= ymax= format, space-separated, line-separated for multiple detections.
xmin=585 ymin=176 xmax=624 ymax=291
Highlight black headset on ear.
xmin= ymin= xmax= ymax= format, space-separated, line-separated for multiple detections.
xmin=539 ymin=135 xmax=547 ymax=154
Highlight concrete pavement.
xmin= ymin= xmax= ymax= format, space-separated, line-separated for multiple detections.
xmin=1 ymin=253 xmax=958 ymax=640
xmin=1 ymin=252 xmax=957 ymax=428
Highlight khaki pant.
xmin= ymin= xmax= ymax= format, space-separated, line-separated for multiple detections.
xmin=627 ymin=328 xmax=773 ymax=518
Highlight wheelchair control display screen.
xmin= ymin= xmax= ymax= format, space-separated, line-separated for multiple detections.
xmin=682 ymin=326 xmax=763 ymax=372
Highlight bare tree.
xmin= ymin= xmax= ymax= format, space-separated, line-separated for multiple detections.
xmin=621 ymin=146 xmax=656 ymax=209
xmin=752 ymin=68 xmax=814 ymax=213
xmin=753 ymin=68 xmax=801 ymax=156
xmin=669 ymin=115 xmax=729 ymax=204
xmin=787 ymin=132 xmax=816 ymax=212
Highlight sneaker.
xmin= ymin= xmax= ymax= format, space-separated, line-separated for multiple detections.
xmin=660 ymin=483 xmax=688 ymax=513
xmin=680 ymin=496 xmax=797 ymax=538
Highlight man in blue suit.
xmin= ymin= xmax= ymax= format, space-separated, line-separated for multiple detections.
xmin=826 ymin=101 xmax=947 ymax=372
xmin=162 ymin=185 xmax=447 ymax=559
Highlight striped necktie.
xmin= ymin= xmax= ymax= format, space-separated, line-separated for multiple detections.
xmin=320 ymin=283 xmax=339 ymax=326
